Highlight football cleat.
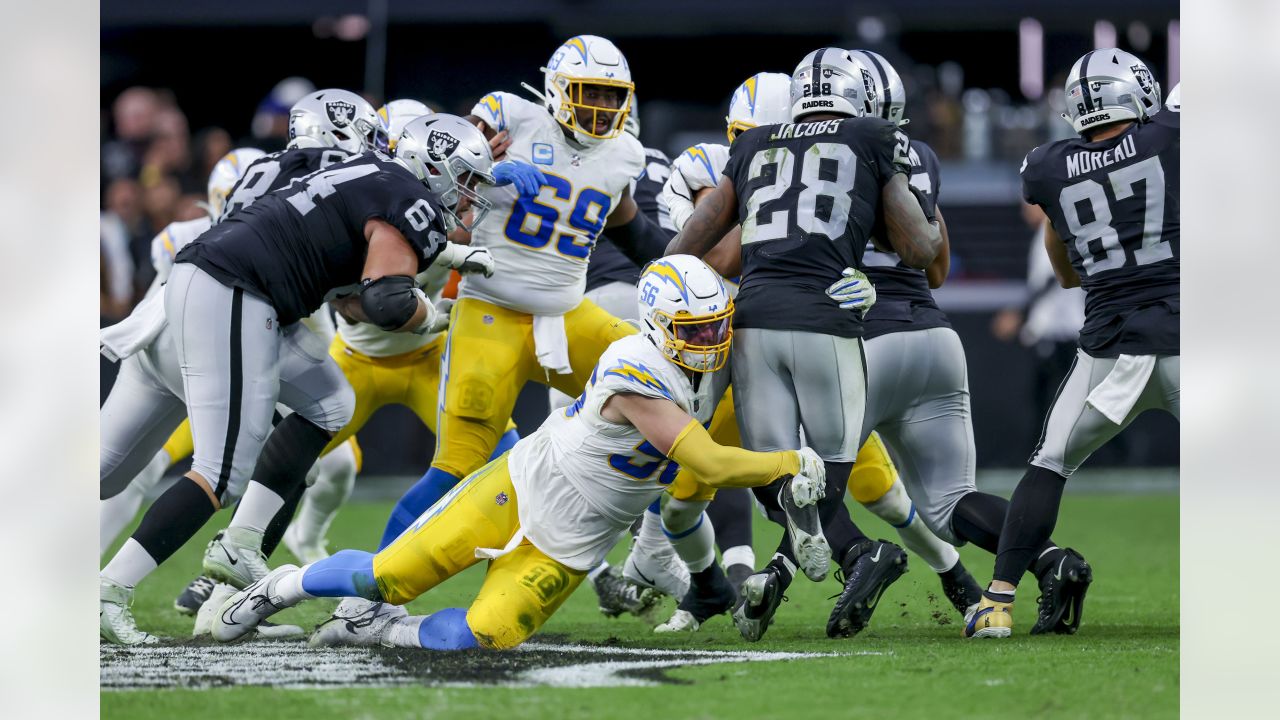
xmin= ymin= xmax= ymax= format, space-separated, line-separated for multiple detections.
xmin=193 ymin=582 xmax=304 ymax=639
xmin=780 ymin=482 xmax=831 ymax=582
xmin=726 ymin=563 xmax=754 ymax=602
xmin=174 ymin=575 xmax=217 ymax=616
xmin=309 ymin=597 xmax=408 ymax=648
xmin=964 ymin=593 xmax=1014 ymax=639
xmin=100 ymin=578 xmax=158 ymax=646
xmin=592 ymin=565 xmax=659 ymax=620
xmin=732 ymin=565 xmax=788 ymax=642
xmin=827 ymin=539 xmax=908 ymax=638
xmin=623 ymin=536 xmax=691 ymax=600
xmin=202 ymin=527 xmax=271 ymax=590
xmin=212 ymin=564 xmax=299 ymax=643
xmin=655 ymin=566 xmax=737 ymax=633
xmin=1031 ymin=548 xmax=1093 ymax=635
xmin=939 ymin=562 xmax=984 ymax=618
xmin=282 ymin=522 xmax=330 ymax=565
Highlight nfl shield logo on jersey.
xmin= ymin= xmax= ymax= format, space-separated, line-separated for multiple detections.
xmin=427 ymin=130 xmax=460 ymax=161
xmin=326 ymin=100 xmax=355 ymax=127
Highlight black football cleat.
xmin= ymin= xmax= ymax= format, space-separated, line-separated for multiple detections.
xmin=939 ymin=561 xmax=984 ymax=618
xmin=655 ymin=564 xmax=738 ymax=633
xmin=826 ymin=539 xmax=908 ymax=638
xmin=174 ymin=575 xmax=216 ymax=616
xmin=1031 ymin=548 xmax=1093 ymax=635
xmin=726 ymin=563 xmax=754 ymax=603
xmin=732 ymin=565 xmax=788 ymax=642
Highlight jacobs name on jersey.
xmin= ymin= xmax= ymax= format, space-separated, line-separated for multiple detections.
xmin=177 ymin=152 xmax=450 ymax=326
xmin=724 ymin=115 xmax=909 ymax=339
xmin=1021 ymin=109 xmax=1179 ymax=357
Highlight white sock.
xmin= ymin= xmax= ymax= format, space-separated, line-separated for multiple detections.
xmin=101 ymin=450 xmax=171 ymax=555
xmin=383 ymin=615 xmax=426 ymax=648
xmin=635 ymin=506 xmax=666 ymax=549
xmin=229 ymin=481 xmax=285 ymax=534
xmin=275 ymin=564 xmax=317 ymax=605
xmin=722 ymin=544 xmax=755 ymax=570
xmin=587 ymin=561 xmax=610 ymax=582
xmin=289 ymin=443 xmax=357 ymax=547
xmin=101 ymin=538 xmax=159 ymax=588
xmin=663 ymin=500 xmax=715 ymax=573
xmin=865 ymin=480 xmax=959 ymax=573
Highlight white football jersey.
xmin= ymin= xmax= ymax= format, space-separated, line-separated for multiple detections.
xmin=672 ymin=142 xmax=730 ymax=194
xmin=150 ymin=216 xmax=213 ymax=285
xmin=334 ymin=263 xmax=450 ymax=357
xmin=461 ymin=91 xmax=645 ymax=315
xmin=508 ymin=334 xmax=730 ymax=570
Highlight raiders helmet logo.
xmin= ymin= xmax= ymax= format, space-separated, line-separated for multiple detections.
xmin=1130 ymin=64 xmax=1154 ymax=94
xmin=426 ymin=129 xmax=460 ymax=161
xmin=326 ymin=100 xmax=356 ymax=127
xmin=860 ymin=68 xmax=878 ymax=103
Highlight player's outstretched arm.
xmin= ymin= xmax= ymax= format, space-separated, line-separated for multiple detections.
xmin=603 ymin=392 xmax=804 ymax=488
xmin=925 ymin=205 xmax=951 ymax=289
xmin=336 ymin=218 xmax=445 ymax=335
xmin=692 ymin=187 xmax=744 ymax=277
xmin=605 ymin=188 xmax=674 ymax=263
xmin=666 ymin=178 xmax=739 ymax=258
xmin=1041 ymin=219 xmax=1081 ymax=288
xmin=882 ymin=173 xmax=942 ymax=269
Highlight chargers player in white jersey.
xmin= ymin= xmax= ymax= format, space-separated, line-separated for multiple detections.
xmin=213 ymin=255 xmax=827 ymax=651
xmin=376 ymin=35 xmax=676 ymax=553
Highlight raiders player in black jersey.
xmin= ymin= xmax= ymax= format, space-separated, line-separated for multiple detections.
xmin=968 ymin=50 xmax=1179 ymax=639
xmin=99 ymin=114 xmax=518 ymax=644
xmin=670 ymin=48 xmax=942 ymax=641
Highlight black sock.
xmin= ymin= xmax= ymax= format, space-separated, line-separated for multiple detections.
xmin=707 ymin=488 xmax=753 ymax=553
xmin=132 ymin=477 xmax=219 ymax=566
xmin=952 ymin=491 xmax=1009 ymax=554
xmin=260 ymin=480 xmax=306 ymax=558
xmin=993 ymin=466 xmax=1067 ymax=586
xmin=253 ymin=414 xmax=332 ymax=497
xmin=766 ymin=554 xmax=795 ymax=590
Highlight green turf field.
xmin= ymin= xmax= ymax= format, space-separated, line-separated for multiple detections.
xmin=101 ymin=493 xmax=1178 ymax=719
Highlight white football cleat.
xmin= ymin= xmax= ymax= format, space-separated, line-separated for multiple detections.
xmin=100 ymin=578 xmax=158 ymax=645
xmin=212 ymin=565 xmax=299 ymax=643
xmin=309 ymin=597 xmax=408 ymax=647
xmin=202 ymin=527 xmax=271 ymax=590
xmin=653 ymin=609 xmax=700 ymax=633
xmin=194 ymin=582 xmax=304 ymax=639
xmin=623 ymin=537 xmax=690 ymax=600
xmin=282 ymin=522 xmax=330 ymax=565
xmin=780 ymin=481 xmax=831 ymax=582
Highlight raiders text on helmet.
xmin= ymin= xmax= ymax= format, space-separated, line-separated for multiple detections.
xmin=789 ymin=48 xmax=876 ymax=121
xmin=1061 ymin=48 xmax=1162 ymax=135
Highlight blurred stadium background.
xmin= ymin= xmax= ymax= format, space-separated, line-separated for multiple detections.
xmin=100 ymin=0 xmax=1179 ymax=478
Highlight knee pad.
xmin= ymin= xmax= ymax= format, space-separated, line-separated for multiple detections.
xmin=849 ymin=433 xmax=898 ymax=504
xmin=662 ymin=498 xmax=708 ymax=535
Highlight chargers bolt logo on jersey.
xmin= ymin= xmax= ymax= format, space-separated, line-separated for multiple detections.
xmin=426 ymin=130 xmax=460 ymax=161
xmin=326 ymin=100 xmax=355 ymax=126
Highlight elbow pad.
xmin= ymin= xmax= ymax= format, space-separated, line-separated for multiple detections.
xmin=359 ymin=275 xmax=419 ymax=331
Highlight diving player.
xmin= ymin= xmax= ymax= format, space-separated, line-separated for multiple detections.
xmin=968 ymin=49 xmax=1178 ymax=638
xmin=379 ymin=35 xmax=674 ymax=551
xmin=212 ymin=255 xmax=827 ymax=651
xmin=669 ymin=48 xmax=942 ymax=641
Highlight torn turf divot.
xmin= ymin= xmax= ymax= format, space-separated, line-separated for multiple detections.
xmin=100 ymin=640 xmax=861 ymax=691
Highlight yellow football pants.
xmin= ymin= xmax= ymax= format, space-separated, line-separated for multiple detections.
xmin=372 ymin=454 xmax=586 ymax=649
xmin=433 ymin=296 xmax=634 ymax=478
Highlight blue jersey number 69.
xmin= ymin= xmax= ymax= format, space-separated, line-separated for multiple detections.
xmin=503 ymin=172 xmax=612 ymax=260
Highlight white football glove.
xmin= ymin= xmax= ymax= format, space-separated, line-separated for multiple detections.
xmin=434 ymin=242 xmax=496 ymax=278
xmin=826 ymin=267 xmax=877 ymax=311
xmin=410 ymin=293 xmax=454 ymax=336
xmin=789 ymin=447 xmax=827 ymax=507
xmin=662 ymin=144 xmax=731 ymax=232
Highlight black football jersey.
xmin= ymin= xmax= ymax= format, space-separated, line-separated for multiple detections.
xmin=586 ymin=147 xmax=676 ymax=292
xmin=723 ymin=117 xmax=909 ymax=338
xmin=862 ymin=139 xmax=951 ymax=340
xmin=220 ymin=147 xmax=352 ymax=220
xmin=177 ymin=153 xmax=449 ymax=325
xmin=1021 ymin=111 xmax=1179 ymax=356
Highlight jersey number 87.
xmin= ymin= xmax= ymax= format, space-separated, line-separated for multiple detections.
xmin=503 ymin=172 xmax=612 ymax=260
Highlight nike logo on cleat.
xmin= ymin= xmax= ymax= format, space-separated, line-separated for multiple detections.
xmin=223 ymin=547 xmax=239 ymax=566
xmin=869 ymin=545 xmax=884 ymax=563
xmin=1053 ymin=556 xmax=1066 ymax=581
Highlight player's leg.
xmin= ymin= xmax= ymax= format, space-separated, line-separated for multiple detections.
xmin=463 ymin=542 xmax=587 ymax=649
xmin=284 ymin=438 xmax=359 ymax=564
xmin=381 ymin=299 xmax=532 ymax=548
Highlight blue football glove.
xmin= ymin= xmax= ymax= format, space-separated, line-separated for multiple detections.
xmin=492 ymin=160 xmax=547 ymax=199
xmin=826 ymin=267 xmax=877 ymax=311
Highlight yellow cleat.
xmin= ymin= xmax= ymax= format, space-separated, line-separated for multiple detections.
xmin=963 ymin=594 xmax=1013 ymax=639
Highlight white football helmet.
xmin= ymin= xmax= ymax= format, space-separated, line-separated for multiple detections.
xmin=848 ymin=49 xmax=907 ymax=126
xmin=624 ymin=95 xmax=641 ymax=139
xmin=288 ymin=89 xmax=386 ymax=154
xmin=1061 ymin=48 xmax=1162 ymax=135
xmin=540 ymin=35 xmax=634 ymax=146
xmin=637 ymin=255 xmax=734 ymax=373
xmin=394 ymin=113 xmax=496 ymax=232
xmin=725 ymin=72 xmax=792 ymax=143
xmin=206 ymin=148 xmax=266 ymax=218
xmin=1165 ymin=82 xmax=1180 ymax=112
xmin=790 ymin=48 xmax=876 ymax=121
xmin=378 ymin=99 xmax=434 ymax=152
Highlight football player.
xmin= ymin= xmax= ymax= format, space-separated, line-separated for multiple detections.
xmin=212 ymin=256 xmax=827 ymax=651
xmin=377 ymin=35 xmax=674 ymax=552
xmin=99 ymin=115 xmax=533 ymax=644
xmin=967 ymin=49 xmax=1178 ymax=639
xmin=669 ymin=48 xmax=942 ymax=641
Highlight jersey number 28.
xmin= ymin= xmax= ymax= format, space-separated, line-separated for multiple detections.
xmin=742 ymin=143 xmax=857 ymax=244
